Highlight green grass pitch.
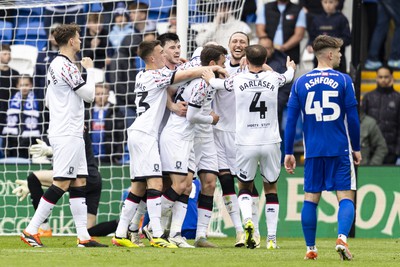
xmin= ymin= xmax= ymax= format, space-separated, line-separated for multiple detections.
xmin=1 ymin=236 xmax=399 ymax=267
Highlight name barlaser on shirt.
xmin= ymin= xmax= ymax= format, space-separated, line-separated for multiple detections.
xmin=305 ymin=77 xmax=338 ymax=90
xmin=239 ymin=80 xmax=275 ymax=91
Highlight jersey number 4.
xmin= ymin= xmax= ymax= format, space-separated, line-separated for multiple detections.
xmin=305 ymin=91 xmax=340 ymax=121
xmin=137 ymin=91 xmax=150 ymax=116
xmin=249 ymin=92 xmax=267 ymax=119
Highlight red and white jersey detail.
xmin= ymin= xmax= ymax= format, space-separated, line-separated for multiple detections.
xmin=225 ymin=70 xmax=286 ymax=145
xmin=189 ymin=78 xmax=215 ymax=138
xmin=129 ymin=67 xmax=175 ymax=138
xmin=213 ymin=61 xmax=242 ymax=132
xmin=46 ymin=55 xmax=86 ymax=138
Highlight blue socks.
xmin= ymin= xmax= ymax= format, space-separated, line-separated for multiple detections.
xmin=338 ymin=199 xmax=355 ymax=237
xmin=301 ymin=201 xmax=317 ymax=246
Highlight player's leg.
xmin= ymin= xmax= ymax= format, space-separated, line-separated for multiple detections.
xmin=302 ymin=157 xmax=324 ymax=259
xmin=112 ymin=180 xmax=145 ymax=247
xmin=214 ymin=129 xmax=244 ymax=246
xmin=128 ymin=198 xmax=147 ymax=246
xmin=260 ymin=143 xmax=281 ymax=249
xmin=235 ymin=145 xmax=258 ymax=249
xmin=194 ymin=171 xmax=218 ymax=248
xmin=22 ymin=136 xmax=77 ymax=247
xmin=27 ymin=170 xmax=53 ymax=237
xmin=168 ymin=172 xmax=195 ymax=248
xmin=328 ymin=155 xmax=356 ymax=260
xmin=113 ymin=131 xmax=147 ymax=247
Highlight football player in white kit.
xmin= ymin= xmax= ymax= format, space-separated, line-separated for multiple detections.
xmin=204 ymin=44 xmax=295 ymax=249
xmin=21 ymin=24 xmax=107 ymax=248
xmin=213 ymin=31 xmax=250 ymax=247
xmin=185 ymin=45 xmax=228 ymax=248
xmin=160 ymin=45 xmax=225 ymax=248
xmin=112 ymin=40 xmax=227 ymax=248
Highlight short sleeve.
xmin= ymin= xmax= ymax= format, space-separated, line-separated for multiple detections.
xmin=189 ymin=80 xmax=209 ymax=108
xmin=61 ymin=61 xmax=85 ymax=90
xmin=152 ymin=68 xmax=176 ymax=89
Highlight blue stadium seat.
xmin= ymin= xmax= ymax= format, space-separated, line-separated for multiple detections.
xmin=14 ymin=21 xmax=47 ymax=50
xmin=16 ymin=8 xmax=43 ymax=25
xmin=0 ymin=21 xmax=13 ymax=44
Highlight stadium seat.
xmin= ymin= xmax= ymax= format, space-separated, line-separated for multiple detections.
xmin=15 ymin=8 xmax=43 ymax=25
xmin=8 ymin=44 xmax=39 ymax=76
xmin=14 ymin=21 xmax=47 ymax=50
xmin=138 ymin=0 xmax=172 ymax=21
xmin=0 ymin=21 xmax=13 ymax=44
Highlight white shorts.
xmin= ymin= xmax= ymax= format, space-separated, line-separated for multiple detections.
xmin=188 ymin=147 xmax=196 ymax=174
xmin=194 ymin=136 xmax=218 ymax=175
xmin=49 ymin=136 xmax=87 ymax=179
xmin=236 ymin=143 xmax=281 ymax=183
xmin=213 ymin=129 xmax=236 ymax=175
xmin=160 ymin=129 xmax=193 ymax=175
xmin=128 ymin=130 xmax=163 ymax=181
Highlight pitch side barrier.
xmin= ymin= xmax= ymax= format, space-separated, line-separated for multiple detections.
xmin=0 ymin=165 xmax=398 ymax=238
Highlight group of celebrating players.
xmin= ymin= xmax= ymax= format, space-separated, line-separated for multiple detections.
xmin=19 ymin=23 xmax=361 ymax=262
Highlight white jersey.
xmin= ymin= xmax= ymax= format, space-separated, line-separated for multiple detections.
xmin=129 ymin=67 xmax=175 ymax=138
xmin=189 ymin=78 xmax=215 ymax=138
xmin=162 ymin=78 xmax=200 ymax=141
xmin=225 ymin=70 xmax=286 ymax=146
xmin=213 ymin=60 xmax=242 ymax=132
xmin=46 ymin=55 xmax=86 ymax=138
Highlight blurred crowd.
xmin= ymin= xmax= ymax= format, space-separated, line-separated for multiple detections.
xmin=0 ymin=0 xmax=398 ymax=165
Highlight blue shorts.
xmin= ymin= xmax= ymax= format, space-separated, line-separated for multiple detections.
xmin=304 ymin=155 xmax=356 ymax=193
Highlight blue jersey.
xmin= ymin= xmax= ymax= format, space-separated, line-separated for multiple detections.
xmin=287 ymin=69 xmax=358 ymax=158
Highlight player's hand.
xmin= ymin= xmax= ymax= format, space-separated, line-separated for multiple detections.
xmin=81 ymin=57 xmax=94 ymax=69
xmin=202 ymin=68 xmax=215 ymax=84
xmin=239 ymin=56 xmax=248 ymax=70
xmin=284 ymin=155 xmax=296 ymax=174
xmin=12 ymin=180 xmax=30 ymax=201
xmin=210 ymin=111 xmax=219 ymax=125
xmin=211 ymin=66 xmax=229 ymax=78
xmin=286 ymin=56 xmax=296 ymax=70
xmin=172 ymin=101 xmax=188 ymax=117
xmin=352 ymin=151 xmax=362 ymax=165
xmin=29 ymin=139 xmax=53 ymax=157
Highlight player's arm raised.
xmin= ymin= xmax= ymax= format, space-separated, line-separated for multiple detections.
xmin=173 ymin=65 xmax=228 ymax=86
xmin=75 ymin=57 xmax=96 ymax=103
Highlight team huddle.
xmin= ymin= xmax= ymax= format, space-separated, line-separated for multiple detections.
xmin=20 ymin=24 xmax=361 ymax=261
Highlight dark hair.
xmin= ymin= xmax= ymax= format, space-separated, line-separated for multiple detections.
xmin=157 ymin=32 xmax=180 ymax=47
xmin=376 ymin=65 xmax=393 ymax=75
xmin=245 ymin=44 xmax=267 ymax=66
xmin=228 ymin=31 xmax=250 ymax=45
xmin=128 ymin=2 xmax=149 ymax=11
xmin=17 ymin=75 xmax=33 ymax=85
xmin=0 ymin=44 xmax=11 ymax=51
xmin=138 ymin=40 xmax=162 ymax=61
xmin=312 ymin=35 xmax=343 ymax=54
xmin=87 ymin=12 xmax=103 ymax=24
xmin=53 ymin=23 xmax=81 ymax=47
xmin=200 ymin=45 xmax=228 ymax=66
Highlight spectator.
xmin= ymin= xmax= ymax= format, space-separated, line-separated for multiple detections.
xmin=35 ymin=23 xmax=60 ymax=100
xmin=362 ymin=66 xmax=400 ymax=164
xmin=43 ymin=5 xmax=87 ymax=34
xmin=256 ymin=0 xmax=306 ymax=64
xmin=364 ymin=0 xmax=400 ymax=70
xmin=2 ymin=76 xmax=43 ymax=158
xmin=241 ymin=0 xmax=257 ymax=23
xmin=195 ymin=1 xmax=252 ymax=50
xmin=0 ymin=44 xmax=19 ymax=146
xmin=86 ymin=83 xmax=125 ymax=164
xmin=307 ymin=0 xmax=351 ymax=73
xmin=108 ymin=2 xmax=132 ymax=53
xmin=299 ymin=0 xmax=344 ymax=33
xmin=82 ymin=13 xmax=112 ymax=70
xmin=259 ymin=37 xmax=292 ymax=129
xmin=360 ymin=110 xmax=388 ymax=165
xmin=167 ymin=7 xmax=197 ymax=58
xmin=128 ymin=2 xmax=156 ymax=34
